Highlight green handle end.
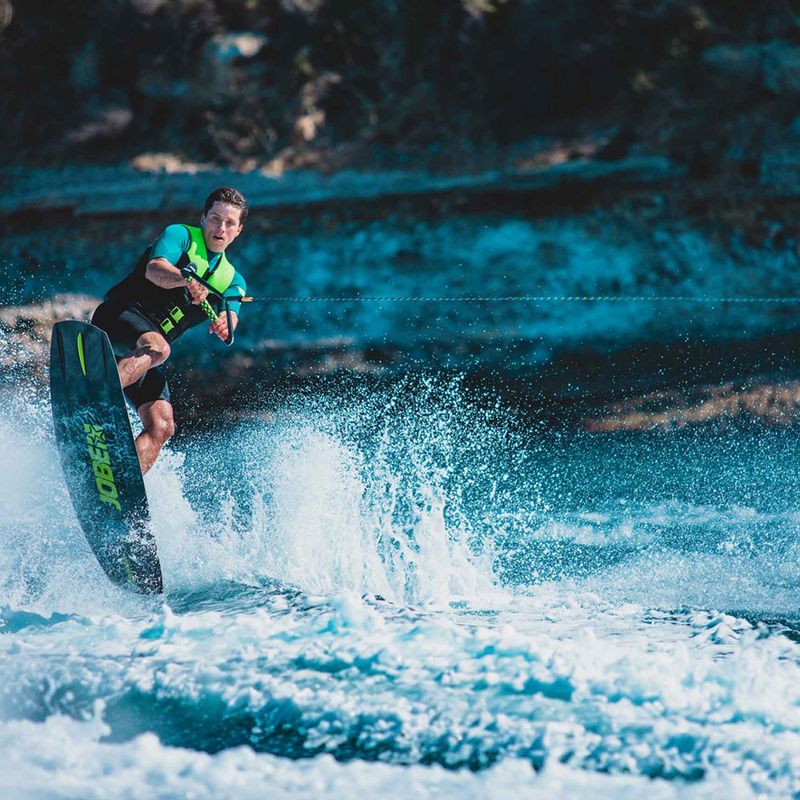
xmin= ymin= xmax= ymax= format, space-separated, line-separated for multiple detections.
xmin=185 ymin=274 xmax=219 ymax=322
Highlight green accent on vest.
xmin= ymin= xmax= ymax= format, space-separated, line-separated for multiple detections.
xmin=184 ymin=225 xmax=236 ymax=295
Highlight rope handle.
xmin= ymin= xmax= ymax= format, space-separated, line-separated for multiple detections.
xmin=181 ymin=267 xmax=235 ymax=346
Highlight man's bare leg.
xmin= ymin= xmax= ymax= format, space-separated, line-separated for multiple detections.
xmin=136 ymin=400 xmax=176 ymax=475
xmin=118 ymin=332 xmax=171 ymax=389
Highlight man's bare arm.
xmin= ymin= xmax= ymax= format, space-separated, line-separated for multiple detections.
xmin=145 ymin=258 xmax=187 ymax=289
xmin=145 ymin=258 xmax=208 ymax=303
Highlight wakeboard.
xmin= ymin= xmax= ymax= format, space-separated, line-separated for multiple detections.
xmin=49 ymin=321 xmax=163 ymax=594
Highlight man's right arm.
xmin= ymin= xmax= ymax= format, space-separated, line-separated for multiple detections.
xmin=143 ymin=225 xmax=208 ymax=303
xmin=145 ymin=258 xmax=187 ymax=289
xmin=146 ymin=257 xmax=209 ymax=304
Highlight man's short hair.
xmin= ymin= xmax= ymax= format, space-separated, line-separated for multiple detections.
xmin=203 ymin=187 xmax=249 ymax=222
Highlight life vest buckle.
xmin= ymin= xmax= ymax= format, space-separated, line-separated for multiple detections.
xmin=159 ymin=307 xmax=184 ymax=335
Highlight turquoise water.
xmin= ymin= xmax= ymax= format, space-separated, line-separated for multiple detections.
xmin=1 ymin=381 xmax=800 ymax=799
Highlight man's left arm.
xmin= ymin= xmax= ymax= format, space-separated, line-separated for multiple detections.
xmin=208 ymin=271 xmax=246 ymax=341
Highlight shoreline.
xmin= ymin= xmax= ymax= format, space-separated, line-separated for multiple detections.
xmin=4 ymin=294 xmax=800 ymax=432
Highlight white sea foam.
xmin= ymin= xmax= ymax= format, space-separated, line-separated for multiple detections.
xmin=144 ymin=411 xmax=499 ymax=606
xmin=0 ymin=713 xmax=762 ymax=800
xmin=3 ymin=387 xmax=800 ymax=798
xmin=0 ymin=588 xmax=797 ymax=797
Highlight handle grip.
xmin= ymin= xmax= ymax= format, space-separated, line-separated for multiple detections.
xmin=182 ymin=267 xmax=234 ymax=346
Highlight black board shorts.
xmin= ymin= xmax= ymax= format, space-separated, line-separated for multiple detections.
xmin=91 ymin=302 xmax=171 ymax=409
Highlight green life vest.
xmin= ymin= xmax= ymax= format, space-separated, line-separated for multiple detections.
xmin=183 ymin=225 xmax=237 ymax=295
xmin=152 ymin=225 xmax=241 ymax=338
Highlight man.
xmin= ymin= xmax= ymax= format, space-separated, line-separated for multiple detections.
xmin=92 ymin=186 xmax=248 ymax=475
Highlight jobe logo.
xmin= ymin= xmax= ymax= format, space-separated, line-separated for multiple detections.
xmin=83 ymin=423 xmax=122 ymax=511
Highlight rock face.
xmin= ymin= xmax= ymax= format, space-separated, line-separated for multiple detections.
xmin=763 ymin=41 xmax=800 ymax=94
xmin=586 ymin=383 xmax=800 ymax=431
xmin=4 ymin=2 xmax=800 ymax=433
xmin=703 ymin=41 xmax=800 ymax=95
xmin=2 ymin=0 xmax=800 ymax=185
xmin=5 ymin=154 xmax=800 ymax=430
xmin=702 ymin=44 xmax=763 ymax=89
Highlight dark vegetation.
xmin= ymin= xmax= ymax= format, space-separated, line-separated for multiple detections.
xmin=3 ymin=0 xmax=800 ymax=180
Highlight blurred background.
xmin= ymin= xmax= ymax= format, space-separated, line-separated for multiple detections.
xmin=3 ymin=0 xmax=800 ymax=429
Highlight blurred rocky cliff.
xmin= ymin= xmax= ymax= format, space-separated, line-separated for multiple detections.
xmin=5 ymin=1 xmax=800 ymax=431
xmin=2 ymin=0 xmax=800 ymax=191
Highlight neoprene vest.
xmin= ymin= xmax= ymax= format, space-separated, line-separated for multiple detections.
xmin=105 ymin=225 xmax=238 ymax=342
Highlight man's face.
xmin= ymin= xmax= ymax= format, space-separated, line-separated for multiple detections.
xmin=201 ymin=201 xmax=244 ymax=253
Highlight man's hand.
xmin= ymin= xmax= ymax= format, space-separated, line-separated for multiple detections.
xmin=186 ymin=279 xmax=209 ymax=305
xmin=209 ymin=310 xmax=238 ymax=341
